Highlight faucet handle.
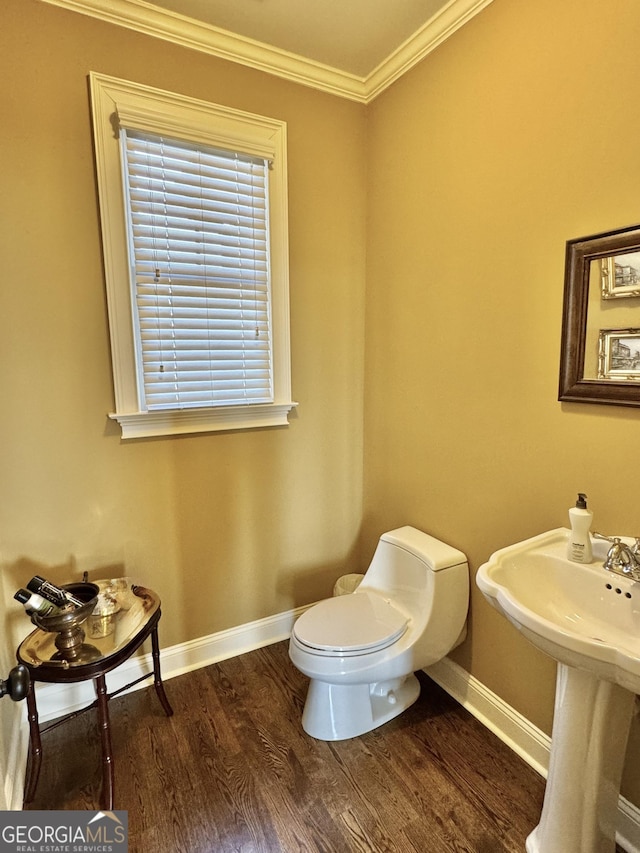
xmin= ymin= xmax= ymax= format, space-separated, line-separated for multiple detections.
xmin=593 ymin=531 xmax=616 ymax=543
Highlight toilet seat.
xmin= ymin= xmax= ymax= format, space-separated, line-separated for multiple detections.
xmin=293 ymin=592 xmax=408 ymax=656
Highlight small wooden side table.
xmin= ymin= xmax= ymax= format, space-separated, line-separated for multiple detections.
xmin=16 ymin=582 xmax=173 ymax=810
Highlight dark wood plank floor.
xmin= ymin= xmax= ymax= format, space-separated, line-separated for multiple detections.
xmin=25 ymin=641 xmax=551 ymax=852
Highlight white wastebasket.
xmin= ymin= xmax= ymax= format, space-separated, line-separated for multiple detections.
xmin=333 ymin=573 xmax=364 ymax=596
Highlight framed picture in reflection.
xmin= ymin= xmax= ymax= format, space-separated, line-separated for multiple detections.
xmin=598 ymin=329 xmax=640 ymax=380
xmin=601 ymin=253 xmax=640 ymax=298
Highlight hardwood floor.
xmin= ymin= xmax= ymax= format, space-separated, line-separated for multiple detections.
xmin=25 ymin=641 xmax=550 ymax=852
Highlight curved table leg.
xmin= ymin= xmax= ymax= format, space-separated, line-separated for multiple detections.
xmin=95 ymin=674 xmax=114 ymax=810
xmin=23 ymin=680 xmax=42 ymax=804
xmin=151 ymin=625 xmax=173 ymax=717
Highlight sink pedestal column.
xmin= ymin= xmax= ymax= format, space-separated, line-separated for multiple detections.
xmin=527 ymin=663 xmax=634 ymax=853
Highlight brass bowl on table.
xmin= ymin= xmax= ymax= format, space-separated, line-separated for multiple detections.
xmin=31 ymin=582 xmax=100 ymax=663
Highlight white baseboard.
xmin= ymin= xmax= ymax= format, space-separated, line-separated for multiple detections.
xmin=425 ymin=657 xmax=640 ymax=853
xmin=34 ymin=603 xmax=309 ymax=722
xmin=3 ymin=701 xmax=29 ymax=811
xmin=9 ymin=606 xmax=640 ymax=850
xmin=425 ymin=657 xmax=551 ymax=778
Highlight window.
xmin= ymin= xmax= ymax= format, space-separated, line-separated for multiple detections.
xmin=90 ymin=73 xmax=296 ymax=438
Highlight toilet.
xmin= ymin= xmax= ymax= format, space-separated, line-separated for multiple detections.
xmin=288 ymin=526 xmax=469 ymax=741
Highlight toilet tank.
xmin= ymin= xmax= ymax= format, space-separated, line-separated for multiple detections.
xmin=358 ymin=526 xmax=467 ymax=597
xmin=358 ymin=525 xmax=469 ymax=661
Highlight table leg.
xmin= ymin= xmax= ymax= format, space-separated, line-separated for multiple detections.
xmin=23 ymin=680 xmax=41 ymax=804
xmin=95 ymin=675 xmax=114 ymax=810
xmin=151 ymin=625 xmax=173 ymax=717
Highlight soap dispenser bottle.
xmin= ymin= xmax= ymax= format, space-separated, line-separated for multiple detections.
xmin=567 ymin=493 xmax=593 ymax=563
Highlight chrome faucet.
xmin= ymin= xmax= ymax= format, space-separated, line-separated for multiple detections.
xmin=594 ymin=533 xmax=640 ymax=581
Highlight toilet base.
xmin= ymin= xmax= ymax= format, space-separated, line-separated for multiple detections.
xmin=301 ymin=673 xmax=421 ymax=741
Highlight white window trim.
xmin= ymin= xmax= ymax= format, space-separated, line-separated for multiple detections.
xmin=90 ymin=72 xmax=296 ymax=438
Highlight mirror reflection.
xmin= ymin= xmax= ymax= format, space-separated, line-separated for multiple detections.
xmin=584 ymin=253 xmax=640 ymax=381
xmin=559 ymin=224 xmax=640 ymax=406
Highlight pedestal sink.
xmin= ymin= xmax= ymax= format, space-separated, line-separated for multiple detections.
xmin=477 ymin=528 xmax=640 ymax=853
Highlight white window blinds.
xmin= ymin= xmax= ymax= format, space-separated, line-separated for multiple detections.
xmin=121 ymin=129 xmax=273 ymax=411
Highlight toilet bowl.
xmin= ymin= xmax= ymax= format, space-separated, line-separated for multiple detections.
xmin=288 ymin=526 xmax=469 ymax=741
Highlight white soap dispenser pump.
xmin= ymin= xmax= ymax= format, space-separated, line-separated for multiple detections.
xmin=567 ymin=492 xmax=593 ymax=563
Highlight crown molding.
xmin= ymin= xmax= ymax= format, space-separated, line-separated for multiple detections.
xmin=37 ymin=0 xmax=493 ymax=103
xmin=38 ymin=0 xmax=367 ymax=101
xmin=365 ymin=0 xmax=495 ymax=102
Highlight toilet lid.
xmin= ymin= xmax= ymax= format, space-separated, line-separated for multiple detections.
xmin=293 ymin=592 xmax=408 ymax=655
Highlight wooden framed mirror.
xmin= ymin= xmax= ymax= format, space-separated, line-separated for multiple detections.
xmin=559 ymin=223 xmax=640 ymax=407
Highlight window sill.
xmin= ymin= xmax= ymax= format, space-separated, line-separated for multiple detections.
xmin=110 ymin=401 xmax=298 ymax=439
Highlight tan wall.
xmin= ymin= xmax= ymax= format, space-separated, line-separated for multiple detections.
xmin=6 ymin=0 xmax=640 ymax=812
xmin=364 ymin=0 xmax=640 ymax=801
xmin=0 ymin=0 xmax=366 ymax=658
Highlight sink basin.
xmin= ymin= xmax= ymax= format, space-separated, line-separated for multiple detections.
xmin=477 ymin=527 xmax=640 ymax=693
xmin=477 ymin=528 xmax=639 ymax=853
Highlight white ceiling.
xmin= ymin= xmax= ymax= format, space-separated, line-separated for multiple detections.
xmin=146 ymin=0 xmax=451 ymax=77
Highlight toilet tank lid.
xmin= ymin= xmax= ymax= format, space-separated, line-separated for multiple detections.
xmin=380 ymin=526 xmax=467 ymax=571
